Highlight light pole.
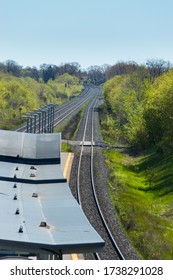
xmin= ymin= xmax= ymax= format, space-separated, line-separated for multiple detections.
xmin=22 ymin=114 xmax=34 ymax=133
xmin=22 ymin=115 xmax=30 ymax=133
xmin=29 ymin=114 xmax=35 ymax=133
xmin=33 ymin=114 xmax=37 ymax=134
xmin=47 ymin=103 xmax=56 ymax=133
xmin=40 ymin=109 xmax=47 ymax=133
xmin=51 ymin=104 xmax=56 ymax=133
xmin=36 ymin=111 xmax=42 ymax=133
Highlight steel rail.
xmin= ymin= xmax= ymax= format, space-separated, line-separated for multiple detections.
xmin=76 ymin=87 xmax=125 ymax=260
xmin=16 ymin=87 xmax=92 ymax=133
xmin=53 ymin=90 xmax=94 ymax=128
xmin=90 ymin=94 xmax=125 ymax=260
xmin=49 ymin=86 xmax=91 ymax=128
xmin=76 ymin=96 xmax=97 ymax=204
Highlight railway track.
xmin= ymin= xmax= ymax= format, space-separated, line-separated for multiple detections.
xmin=14 ymin=85 xmax=139 ymax=260
xmin=16 ymin=86 xmax=95 ymax=133
xmin=70 ymin=86 xmax=139 ymax=260
xmin=74 ymin=90 xmax=124 ymax=259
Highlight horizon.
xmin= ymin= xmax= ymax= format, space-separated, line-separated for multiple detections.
xmin=1 ymin=57 xmax=172 ymax=71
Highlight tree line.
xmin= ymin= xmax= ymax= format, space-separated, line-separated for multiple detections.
xmin=0 ymin=60 xmax=107 ymax=84
xmin=102 ymin=59 xmax=173 ymax=156
xmin=0 ymin=58 xmax=171 ymax=85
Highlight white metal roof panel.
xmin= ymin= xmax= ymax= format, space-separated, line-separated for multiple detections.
xmin=0 ymin=130 xmax=61 ymax=159
xmin=0 ymin=130 xmax=104 ymax=255
xmin=0 ymin=162 xmax=64 ymax=180
xmin=0 ymin=181 xmax=104 ymax=254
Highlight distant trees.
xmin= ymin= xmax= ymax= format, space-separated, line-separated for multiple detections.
xmin=0 ymin=58 xmax=172 ymax=86
xmin=40 ymin=64 xmax=57 ymax=83
xmin=0 ymin=61 xmax=82 ymax=83
xmin=0 ymin=60 xmax=39 ymax=80
xmin=146 ymin=59 xmax=171 ymax=81
xmin=0 ymin=62 xmax=6 ymax=73
xmin=105 ymin=59 xmax=171 ymax=82
xmin=106 ymin=61 xmax=138 ymax=80
xmin=5 ymin=60 xmax=22 ymax=76
xmin=58 ymin=62 xmax=81 ymax=76
xmin=87 ymin=65 xmax=108 ymax=84
xmin=102 ymin=63 xmax=173 ymax=155
xmin=39 ymin=62 xmax=82 ymax=83
xmin=21 ymin=67 xmax=39 ymax=81
xmin=0 ymin=60 xmax=111 ymax=84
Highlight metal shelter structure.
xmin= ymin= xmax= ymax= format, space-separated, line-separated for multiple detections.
xmin=0 ymin=130 xmax=104 ymax=259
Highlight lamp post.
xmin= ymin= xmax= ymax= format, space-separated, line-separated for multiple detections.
xmin=44 ymin=105 xmax=55 ymax=133
xmin=29 ymin=114 xmax=35 ymax=133
xmin=22 ymin=115 xmax=30 ymax=133
xmin=40 ymin=109 xmax=47 ymax=133
xmin=42 ymin=105 xmax=50 ymax=133
xmin=36 ymin=111 xmax=42 ymax=134
xmin=22 ymin=114 xmax=34 ymax=133
xmin=48 ymin=103 xmax=56 ymax=133
xmin=33 ymin=114 xmax=37 ymax=134
xmin=51 ymin=104 xmax=56 ymax=133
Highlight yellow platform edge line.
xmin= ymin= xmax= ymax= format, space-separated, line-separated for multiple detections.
xmin=63 ymin=153 xmax=79 ymax=260
xmin=63 ymin=153 xmax=72 ymax=179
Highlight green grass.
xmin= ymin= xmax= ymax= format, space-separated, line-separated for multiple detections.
xmin=61 ymin=142 xmax=72 ymax=152
xmin=104 ymin=149 xmax=173 ymax=259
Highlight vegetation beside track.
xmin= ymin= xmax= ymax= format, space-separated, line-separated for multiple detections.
xmin=61 ymin=142 xmax=73 ymax=153
xmin=0 ymin=72 xmax=83 ymax=130
xmin=103 ymin=148 xmax=173 ymax=259
xmin=100 ymin=67 xmax=173 ymax=259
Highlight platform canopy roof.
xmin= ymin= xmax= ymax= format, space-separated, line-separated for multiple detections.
xmin=0 ymin=130 xmax=61 ymax=160
xmin=0 ymin=130 xmax=104 ymax=256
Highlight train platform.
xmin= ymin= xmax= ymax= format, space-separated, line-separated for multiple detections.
xmin=61 ymin=152 xmax=84 ymax=260
xmin=0 ymin=130 xmax=104 ymax=259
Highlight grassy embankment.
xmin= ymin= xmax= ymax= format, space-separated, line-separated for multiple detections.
xmin=101 ymin=129 xmax=173 ymax=259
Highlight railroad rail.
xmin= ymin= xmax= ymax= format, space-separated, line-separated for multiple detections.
xmin=11 ymin=85 xmax=138 ymax=260
xmin=16 ymin=87 xmax=95 ymax=134
xmin=75 ymin=89 xmax=125 ymax=260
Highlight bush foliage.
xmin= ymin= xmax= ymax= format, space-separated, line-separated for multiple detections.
xmin=0 ymin=72 xmax=83 ymax=129
xmin=103 ymin=69 xmax=173 ymax=155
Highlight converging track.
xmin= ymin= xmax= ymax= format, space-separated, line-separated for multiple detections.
xmin=16 ymin=87 xmax=95 ymax=133
xmin=15 ymin=85 xmax=139 ymax=260
xmin=74 ymin=90 xmax=124 ymax=259
xmin=70 ymin=86 xmax=139 ymax=260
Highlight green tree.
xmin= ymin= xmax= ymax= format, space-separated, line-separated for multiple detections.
xmin=103 ymin=71 xmax=150 ymax=147
xmin=144 ymin=69 xmax=173 ymax=153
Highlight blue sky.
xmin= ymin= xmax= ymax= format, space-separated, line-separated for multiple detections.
xmin=0 ymin=0 xmax=173 ymax=69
